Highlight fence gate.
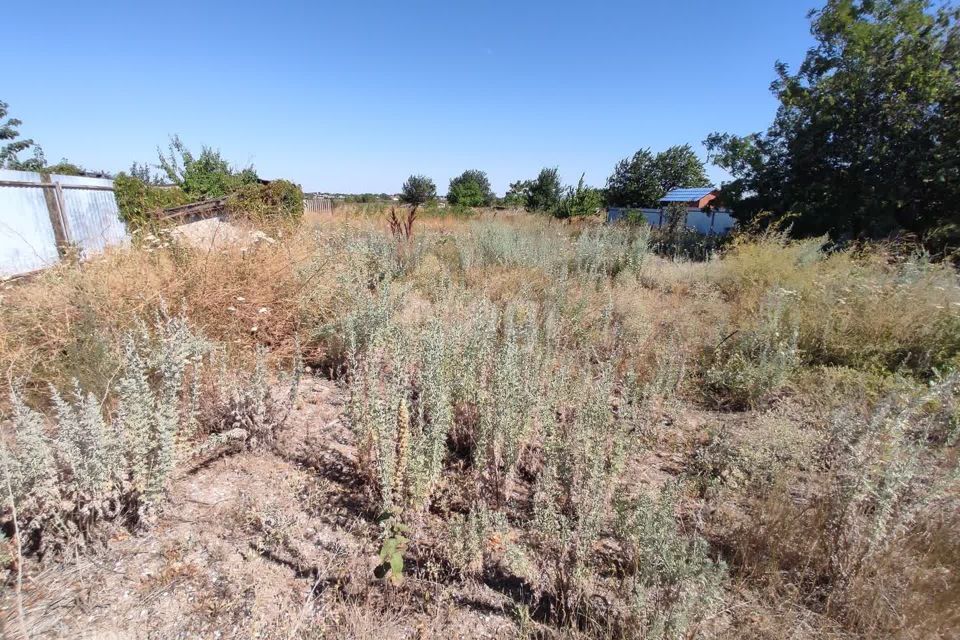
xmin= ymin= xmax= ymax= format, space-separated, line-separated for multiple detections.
xmin=304 ymin=198 xmax=332 ymax=215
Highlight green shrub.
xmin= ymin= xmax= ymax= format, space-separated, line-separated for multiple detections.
xmin=554 ymin=174 xmax=603 ymax=219
xmin=704 ymin=288 xmax=800 ymax=408
xmin=226 ymin=179 xmax=304 ymax=221
xmin=113 ymin=173 xmax=190 ymax=226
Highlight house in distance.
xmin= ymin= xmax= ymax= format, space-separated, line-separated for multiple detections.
xmin=607 ymin=186 xmax=736 ymax=235
xmin=659 ymin=187 xmax=719 ymax=210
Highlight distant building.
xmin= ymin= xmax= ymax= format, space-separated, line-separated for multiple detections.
xmin=659 ymin=187 xmax=718 ymax=210
xmin=606 ymin=186 xmax=736 ymax=235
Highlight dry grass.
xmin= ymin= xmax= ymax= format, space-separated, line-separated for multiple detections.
xmin=1 ymin=207 xmax=959 ymax=639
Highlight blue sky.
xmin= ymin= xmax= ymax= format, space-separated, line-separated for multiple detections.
xmin=4 ymin=1 xmax=816 ymax=194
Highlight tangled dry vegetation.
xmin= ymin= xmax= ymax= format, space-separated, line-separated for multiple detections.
xmin=1 ymin=206 xmax=958 ymax=639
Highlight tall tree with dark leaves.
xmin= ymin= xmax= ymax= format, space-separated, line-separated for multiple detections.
xmin=400 ymin=174 xmax=437 ymax=207
xmin=448 ymin=169 xmax=494 ymax=207
xmin=706 ymin=0 xmax=960 ymax=250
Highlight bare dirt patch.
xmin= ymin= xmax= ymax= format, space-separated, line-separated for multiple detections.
xmin=2 ymin=378 xmax=519 ymax=639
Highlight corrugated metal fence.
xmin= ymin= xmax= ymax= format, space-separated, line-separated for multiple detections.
xmin=0 ymin=169 xmax=127 ymax=277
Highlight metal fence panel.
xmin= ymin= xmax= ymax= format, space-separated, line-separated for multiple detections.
xmin=0 ymin=169 xmax=60 ymax=276
xmin=57 ymin=174 xmax=128 ymax=257
xmin=0 ymin=169 xmax=128 ymax=277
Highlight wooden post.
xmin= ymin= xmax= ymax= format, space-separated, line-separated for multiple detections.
xmin=39 ymin=174 xmax=71 ymax=258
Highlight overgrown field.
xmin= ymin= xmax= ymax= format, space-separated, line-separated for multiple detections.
xmin=1 ymin=208 xmax=959 ymax=639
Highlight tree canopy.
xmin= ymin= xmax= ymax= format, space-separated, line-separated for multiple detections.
xmin=400 ymin=174 xmax=437 ymax=206
xmin=448 ymin=169 xmax=494 ymax=207
xmin=0 ymin=101 xmax=45 ymax=171
xmin=158 ymin=136 xmax=259 ymax=200
xmin=705 ymin=0 xmax=960 ymax=249
xmin=508 ymin=167 xmax=564 ymax=213
xmin=554 ymin=174 xmax=603 ymax=219
xmin=605 ymin=144 xmax=709 ymax=207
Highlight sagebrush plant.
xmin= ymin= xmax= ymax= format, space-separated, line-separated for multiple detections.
xmin=614 ymin=484 xmax=726 ymax=639
xmin=201 ymin=344 xmax=303 ymax=449
xmin=472 ymin=302 xmax=547 ymax=504
xmin=573 ymin=225 xmax=652 ymax=279
xmin=817 ymin=375 xmax=960 ymax=589
xmin=721 ymin=373 xmax=960 ymax=634
xmin=345 ymin=322 xmax=410 ymax=513
xmin=0 ymin=311 xmax=304 ymax=557
xmin=713 ymin=233 xmax=960 ymax=374
xmin=454 ymin=221 xmax=652 ymax=281
xmin=2 ymin=205 xmax=960 ymax=638
xmin=346 ymin=297 xmax=548 ymax=513
xmin=1 ymin=312 xmax=208 ymax=554
xmin=444 ymin=504 xmax=511 ymax=578
xmin=532 ymin=363 xmax=633 ymax=624
xmin=704 ymin=287 xmax=800 ymax=408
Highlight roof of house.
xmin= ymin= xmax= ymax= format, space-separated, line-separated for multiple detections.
xmin=660 ymin=187 xmax=716 ymax=203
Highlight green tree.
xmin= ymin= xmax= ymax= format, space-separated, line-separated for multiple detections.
xmin=605 ymin=145 xmax=709 ymax=207
xmin=400 ymin=174 xmax=437 ymax=207
xmin=447 ymin=169 xmax=494 ymax=207
xmin=605 ymin=149 xmax=659 ymax=207
xmin=0 ymin=101 xmax=45 ymax=171
xmin=158 ymin=135 xmax=258 ymax=200
xmin=129 ymin=162 xmax=163 ymax=185
xmin=705 ymin=0 xmax=960 ymax=248
xmin=554 ymin=174 xmax=604 ymax=219
xmin=653 ymin=145 xmax=709 ymax=196
xmin=504 ymin=179 xmax=532 ymax=207
xmin=525 ymin=167 xmax=564 ymax=212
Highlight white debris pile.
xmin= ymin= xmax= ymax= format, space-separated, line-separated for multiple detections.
xmin=169 ymin=217 xmax=276 ymax=250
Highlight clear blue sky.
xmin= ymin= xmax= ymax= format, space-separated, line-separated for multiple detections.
xmin=5 ymin=0 xmax=816 ymax=194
